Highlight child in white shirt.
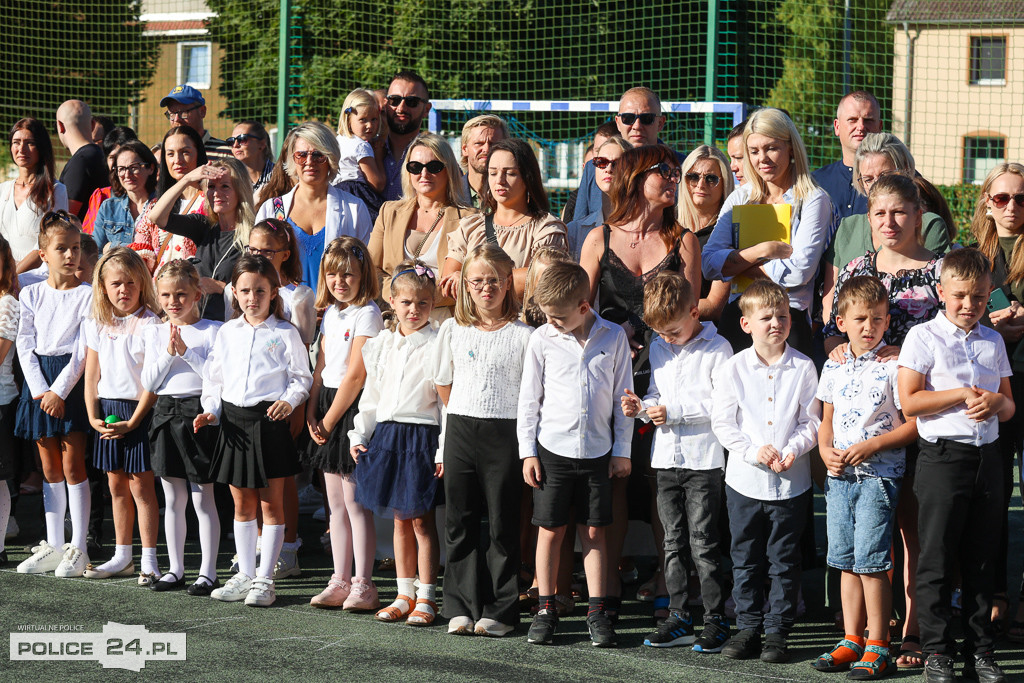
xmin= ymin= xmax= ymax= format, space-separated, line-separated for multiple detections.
xmin=333 ymin=89 xmax=386 ymax=221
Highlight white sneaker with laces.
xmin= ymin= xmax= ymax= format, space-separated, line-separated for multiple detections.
xmin=211 ymin=572 xmax=253 ymax=602
xmin=245 ymin=577 xmax=276 ymax=607
xmin=17 ymin=541 xmax=65 ymax=574
xmin=274 ymin=549 xmax=301 ymax=579
xmin=55 ymin=544 xmax=89 ymax=578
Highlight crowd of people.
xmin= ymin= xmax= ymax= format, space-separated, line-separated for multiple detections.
xmin=1 ymin=71 xmax=1023 ymax=683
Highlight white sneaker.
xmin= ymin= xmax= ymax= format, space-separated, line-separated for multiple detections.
xmin=245 ymin=577 xmax=276 ymax=607
xmin=448 ymin=615 xmax=475 ymax=635
xmin=17 ymin=541 xmax=65 ymax=574
xmin=297 ymin=484 xmax=323 ymax=513
xmin=55 ymin=544 xmax=89 ymax=578
xmin=211 ymin=572 xmax=253 ymax=602
xmin=475 ymin=618 xmax=514 ymax=637
xmin=5 ymin=516 xmax=19 ymax=540
xmin=274 ymin=545 xmax=301 ymax=579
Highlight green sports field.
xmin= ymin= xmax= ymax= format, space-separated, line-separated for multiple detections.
xmin=3 ymin=490 xmax=1024 ymax=682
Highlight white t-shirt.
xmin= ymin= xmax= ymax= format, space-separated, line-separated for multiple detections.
xmin=334 ymin=135 xmax=374 ymax=184
xmin=0 ymin=180 xmax=68 ymax=262
xmin=84 ymin=309 xmax=160 ymax=401
xmin=321 ymin=302 xmax=384 ymax=388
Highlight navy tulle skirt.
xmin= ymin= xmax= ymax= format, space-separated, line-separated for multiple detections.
xmin=14 ymin=353 xmax=89 ymax=440
xmin=354 ymin=421 xmax=443 ymax=520
xmin=93 ymin=398 xmax=152 ymax=473
xmin=335 ymin=179 xmax=383 ymax=224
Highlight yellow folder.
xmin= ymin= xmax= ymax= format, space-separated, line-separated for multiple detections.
xmin=730 ymin=203 xmax=792 ymax=295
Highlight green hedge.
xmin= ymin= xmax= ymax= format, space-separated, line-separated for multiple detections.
xmin=937 ymin=184 xmax=980 ymax=246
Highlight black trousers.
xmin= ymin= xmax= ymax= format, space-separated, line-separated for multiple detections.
xmin=441 ymin=415 xmax=521 ymax=625
xmin=914 ymin=438 xmax=1003 ymax=657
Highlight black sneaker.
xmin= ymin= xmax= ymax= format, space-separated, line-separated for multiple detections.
xmin=924 ymin=654 xmax=955 ymax=683
xmin=722 ymin=628 xmax=761 ymax=660
xmin=86 ymin=535 xmax=103 ymax=558
xmin=760 ymin=632 xmax=789 ymax=663
xmin=643 ymin=612 xmax=694 ymax=648
xmin=963 ymin=654 xmax=1007 ymax=683
xmin=587 ymin=612 xmax=617 ymax=648
xmin=0 ymin=549 xmax=7 ymax=567
xmin=527 ymin=609 xmax=558 ymax=645
xmin=692 ymin=617 xmax=730 ymax=653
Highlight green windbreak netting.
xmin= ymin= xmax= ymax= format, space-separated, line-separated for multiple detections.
xmin=3 ymin=0 xmax=1022 ymax=225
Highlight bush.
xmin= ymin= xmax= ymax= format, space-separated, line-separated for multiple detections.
xmin=936 ymin=183 xmax=980 ymax=246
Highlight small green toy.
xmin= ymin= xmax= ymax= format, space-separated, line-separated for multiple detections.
xmin=104 ymin=415 xmax=120 ymax=425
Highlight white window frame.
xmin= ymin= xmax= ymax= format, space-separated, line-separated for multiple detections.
xmin=176 ymin=41 xmax=212 ymax=90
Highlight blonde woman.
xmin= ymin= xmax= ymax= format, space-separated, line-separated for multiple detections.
xmin=679 ymin=145 xmax=733 ymax=322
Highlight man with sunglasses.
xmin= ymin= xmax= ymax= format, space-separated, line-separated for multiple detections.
xmin=812 ymin=90 xmax=882 ymax=220
xmin=55 ymin=100 xmax=109 ymax=220
xmin=383 ymin=70 xmax=432 ymax=201
xmin=159 ymin=84 xmax=232 ymax=161
xmin=572 ymin=87 xmax=682 ymax=223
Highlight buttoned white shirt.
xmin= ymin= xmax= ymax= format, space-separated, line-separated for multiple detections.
xmin=639 ymin=322 xmax=732 ymax=470
xmin=141 ymin=319 xmax=222 ymax=398
xmin=201 ymin=315 xmax=312 ymax=422
xmin=898 ymin=312 xmax=1011 ymax=446
xmin=817 ymin=342 xmax=905 ymax=479
xmin=711 ymin=344 xmax=821 ymax=501
xmin=84 ymin=309 xmax=160 ymax=401
xmin=517 ymin=312 xmax=633 ymax=461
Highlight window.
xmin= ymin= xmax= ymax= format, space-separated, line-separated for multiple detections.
xmin=177 ymin=42 xmax=212 ymax=89
xmin=969 ymin=36 xmax=1006 ymax=85
xmin=964 ymin=136 xmax=1005 ymax=184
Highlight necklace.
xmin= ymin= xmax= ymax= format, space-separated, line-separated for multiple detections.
xmin=412 ymin=208 xmax=445 ymax=258
xmin=617 ymin=226 xmax=647 ymax=249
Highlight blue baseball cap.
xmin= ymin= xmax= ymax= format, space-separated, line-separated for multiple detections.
xmin=160 ymin=84 xmax=206 ymax=108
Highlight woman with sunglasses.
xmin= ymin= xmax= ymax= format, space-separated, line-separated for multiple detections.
xmin=679 ymin=145 xmax=734 ymax=323
xmin=256 ymin=121 xmax=372 ymax=291
xmin=367 ymin=133 xmax=472 ymax=319
xmin=93 ymin=141 xmax=159 ymax=254
xmin=228 ymin=121 xmax=274 ymax=205
xmin=0 ymin=118 xmax=68 ymax=273
xmin=701 ymin=107 xmax=837 ymax=355
xmin=440 ymin=138 xmax=567 ymax=299
xmin=565 ymin=136 xmax=632 ymax=260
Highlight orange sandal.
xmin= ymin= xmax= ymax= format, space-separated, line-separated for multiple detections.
xmin=406 ymin=598 xmax=437 ymax=626
xmin=375 ymin=595 xmax=414 ymax=622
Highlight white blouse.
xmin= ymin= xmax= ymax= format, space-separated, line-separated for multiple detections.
xmin=321 ymin=302 xmax=384 ymax=388
xmin=141 ymin=319 xmax=222 ymax=398
xmin=84 ymin=309 xmax=161 ymax=401
xmin=0 ymin=180 xmax=69 ymax=262
xmin=223 ymin=283 xmax=317 ymax=344
xmin=201 ymin=315 xmax=312 ymax=421
xmin=433 ymin=318 xmax=533 ymax=419
xmin=0 ymin=293 xmax=20 ymax=405
xmin=17 ymin=282 xmax=92 ymax=399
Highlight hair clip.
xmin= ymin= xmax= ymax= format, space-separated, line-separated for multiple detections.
xmin=187 ymin=256 xmax=202 ymax=266
xmin=394 ymin=265 xmax=435 ymax=280
xmin=344 ymin=107 xmax=355 ymax=114
xmin=351 ymin=245 xmax=363 ymax=262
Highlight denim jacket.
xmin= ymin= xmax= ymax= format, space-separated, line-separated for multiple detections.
xmin=93 ymin=194 xmax=152 ymax=252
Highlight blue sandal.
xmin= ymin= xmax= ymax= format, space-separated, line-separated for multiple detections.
xmin=848 ymin=644 xmax=893 ymax=680
xmin=811 ymin=638 xmax=864 ymax=672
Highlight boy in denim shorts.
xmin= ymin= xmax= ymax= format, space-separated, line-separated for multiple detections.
xmin=812 ymin=276 xmax=918 ymax=679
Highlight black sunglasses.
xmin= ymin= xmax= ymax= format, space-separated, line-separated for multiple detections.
xmin=226 ymin=133 xmax=264 ymax=146
xmin=592 ymin=156 xmax=617 ymax=170
xmin=406 ymin=160 xmax=445 ymax=175
xmin=646 ymin=163 xmax=682 ymax=182
xmin=617 ymin=112 xmax=658 ymax=126
xmin=990 ymin=193 xmax=1024 ymax=209
xmin=386 ymin=95 xmax=425 ymax=108
xmin=685 ymin=172 xmax=721 ymax=187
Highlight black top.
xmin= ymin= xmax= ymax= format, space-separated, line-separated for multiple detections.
xmin=164 ymin=213 xmax=241 ymax=321
xmin=59 ymin=143 xmax=109 ymax=219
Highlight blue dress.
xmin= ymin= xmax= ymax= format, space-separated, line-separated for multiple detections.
xmin=288 ymin=218 xmax=326 ymax=291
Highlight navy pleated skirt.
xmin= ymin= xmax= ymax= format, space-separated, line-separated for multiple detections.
xmin=93 ymin=398 xmax=152 ymax=473
xmin=14 ymin=353 xmax=89 ymax=440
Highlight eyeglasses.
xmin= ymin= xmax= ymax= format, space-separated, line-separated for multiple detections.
xmin=244 ymin=245 xmax=282 ymax=258
xmin=617 ymin=112 xmax=658 ymax=126
xmin=989 ymin=193 xmax=1024 ymax=209
xmin=685 ymin=172 xmax=720 ymax=187
xmin=292 ymin=149 xmax=329 ymax=165
xmin=385 ymin=94 xmax=425 ymax=108
xmin=116 ymin=163 xmax=149 ymax=177
xmin=646 ymin=163 xmax=682 ymax=182
xmin=406 ymin=160 xmax=445 ymax=175
xmin=164 ymin=104 xmax=203 ymax=121
xmin=464 ymin=277 xmax=506 ymax=291
xmin=226 ymin=133 xmax=264 ymax=146
xmin=592 ymin=157 xmax=617 ymax=170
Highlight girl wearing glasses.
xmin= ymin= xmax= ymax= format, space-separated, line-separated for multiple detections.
xmin=227 ymin=121 xmax=274 ymax=205
xmin=701 ymin=107 xmax=837 ymax=355
xmin=333 ymin=89 xmax=387 ymax=223
xmin=256 ymin=121 xmax=373 ymax=292
xmin=367 ymin=132 xmax=473 ymax=320
xmin=0 ymin=118 xmax=68 ymax=273
xmin=93 ymin=141 xmax=158 ymax=254
xmin=565 ymin=136 xmax=632 ymax=260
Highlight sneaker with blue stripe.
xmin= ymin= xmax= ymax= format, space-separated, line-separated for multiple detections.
xmin=644 ymin=611 xmax=695 ymax=647
xmin=692 ymin=617 xmax=730 ymax=653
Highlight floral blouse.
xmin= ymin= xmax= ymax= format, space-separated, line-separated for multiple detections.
xmin=825 ymin=250 xmax=943 ymax=346
xmin=134 ymin=195 xmax=203 ymax=273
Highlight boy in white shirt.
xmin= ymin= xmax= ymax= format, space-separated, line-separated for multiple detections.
xmin=711 ymin=280 xmax=821 ymax=663
xmin=518 ymin=262 xmax=632 ymax=648
xmin=898 ymin=248 xmax=1015 ymax=683
xmin=813 ymin=276 xmax=917 ymax=678
xmin=620 ymin=272 xmax=733 ymax=652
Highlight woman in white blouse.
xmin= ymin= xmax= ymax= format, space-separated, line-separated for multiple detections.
xmin=0 ymin=118 xmax=68 ymax=273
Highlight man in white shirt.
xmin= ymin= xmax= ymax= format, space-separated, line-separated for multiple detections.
xmin=518 ymin=262 xmax=632 ymax=649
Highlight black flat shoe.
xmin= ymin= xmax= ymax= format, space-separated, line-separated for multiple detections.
xmin=186 ymin=575 xmax=220 ymax=596
xmin=151 ymin=572 xmax=186 ymax=592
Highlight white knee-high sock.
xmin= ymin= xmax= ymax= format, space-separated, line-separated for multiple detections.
xmin=0 ymin=482 xmax=10 ymax=553
xmin=234 ymin=519 xmax=258 ymax=577
xmin=43 ymin=481 xmax=67 ymax=547
xmin=257 ymin=524 xmax=285 ymax=579
xmin=66 ymin=481 xmax=91 ymax=552
xmin=161 ymin=477 xmax=188 ymax=579
xmin=190 ymin=483 xmax=220 ymax=581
